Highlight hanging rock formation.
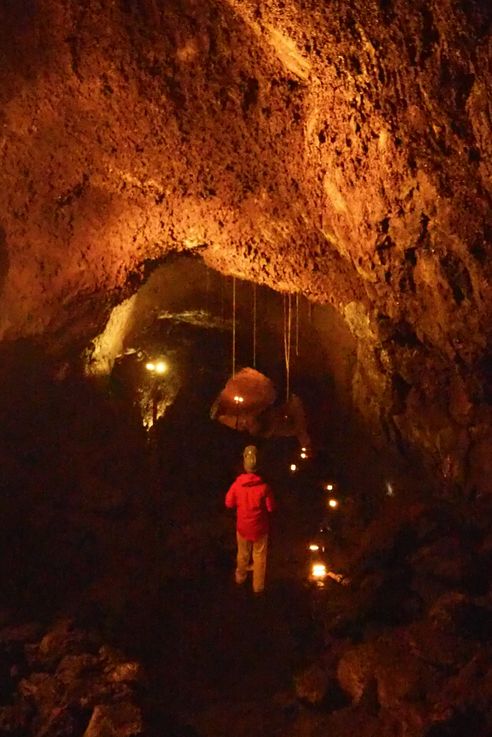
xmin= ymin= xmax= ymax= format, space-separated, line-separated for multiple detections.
xmin=0 ymin=0 xmax=491 ymax=489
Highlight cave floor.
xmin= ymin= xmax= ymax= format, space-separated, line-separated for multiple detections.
xmin=148 ymin=577 xmax=317 ymax=737
xmin=134 ymin=463 xmax=331 ymax=737
xmin=107 ymin=385 xmax=401 ymax=737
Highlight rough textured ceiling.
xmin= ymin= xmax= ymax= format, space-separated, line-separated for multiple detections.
xmin=0 ymin=0 xmax=491 ymax=488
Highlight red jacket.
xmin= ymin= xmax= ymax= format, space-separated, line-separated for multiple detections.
xmin=225 ymin=473 xmax=276 ymax=541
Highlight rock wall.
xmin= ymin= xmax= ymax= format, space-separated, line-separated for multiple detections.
xmin=0 ymin=0 xmax=491 ymax=490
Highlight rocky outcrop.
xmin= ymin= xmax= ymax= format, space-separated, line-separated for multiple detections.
xmin=0 ymin=618 xmax=145 ymax=737
xmin=0 ymin=0 xmax=491 ymax=488
xmin=295 ymin=495 xmax=492 ymax=737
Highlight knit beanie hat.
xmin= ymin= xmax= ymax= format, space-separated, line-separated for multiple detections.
xmin=243 ymin=445 xmax=257 ymax=473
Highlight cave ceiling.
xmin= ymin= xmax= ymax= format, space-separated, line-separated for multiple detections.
xmin=0 ymin=0 xmax=491 ymax=486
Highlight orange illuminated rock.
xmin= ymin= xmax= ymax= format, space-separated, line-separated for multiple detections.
xmin=0 ymin=0 xmax=490 ymax=491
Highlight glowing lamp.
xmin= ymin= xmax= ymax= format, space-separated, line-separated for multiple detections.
xmin=301 ymin=447 xmax=307 ymax=452
xmin=311 ymin=563 xmax=327 ymax=580
xmin=155 ymin=361 xmax=168 ymax=374
xmin=325 ymin=483 xmax=334 ymax=492
xmin=308 ymin=543 xmax=320 ymax=552
xmin=145 ymin=362 xmax=155 ymax=372
xmin=300 ymin=452 xmax=307 ymax=459
xmin=328 ymin=498 xmax=338 ymax=509
xmin=290 ymin=463 xmax=297 ymax=472
xmin=233 ymin=395 xmax=244 ymax=404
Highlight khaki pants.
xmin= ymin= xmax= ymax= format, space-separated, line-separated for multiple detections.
xmin=235 ymin=532 xmax=268 ymax=593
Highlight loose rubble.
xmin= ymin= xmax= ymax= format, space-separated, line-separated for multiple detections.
xmin=0 ymin=618 xmax=145 ymax=737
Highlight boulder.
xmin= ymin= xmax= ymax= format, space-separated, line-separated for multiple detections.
xmin=372 ymin=636 xmax=439 ymax=711
xmin=56 ymin=654 xmax=101 ymax=683
xmin=36 ymin=621 xmax=96 ymax=669
xmin=337 ymin=633 xmax=440 ymax=711
xmin=406 ymin=620 xmax=474 ymax=670
xmin=429 ymin=651 xmax=492 ymax=737
xmin=337 ymin=643 xmax=376 ymax=703
xmin=294 ymin=663 xmax=330 ymax=706
xmin=107 ymin=662 xmax=144 ymax=686
xmin=83 ymin=703 xmax=144 ymax=737
xmin=18 ymin=672 xmax=62 ymax=713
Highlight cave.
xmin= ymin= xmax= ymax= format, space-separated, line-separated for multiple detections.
xmin=0 ymin=1 xmax=491 ymax=736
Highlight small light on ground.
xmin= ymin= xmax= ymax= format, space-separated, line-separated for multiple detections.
xmin=308 ymin=543 xmax=320 ymax=552
xmin=145 ymin=362 xmax=155 ymax=372
xmin=328 ymin=498 xmax=338 ymax=509
xmin=311 ymin=563 xmax=327 ymax=580
xmin=300 ymin=452 xmax=307 ymax=459
xmin=325 ymin=483 xmax=334 ymax=491
xmin=290 ymin=463 xmax=297 ymax=472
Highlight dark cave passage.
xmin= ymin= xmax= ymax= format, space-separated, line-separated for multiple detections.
xmin=0 ymin=256 xmax=491 ymax=737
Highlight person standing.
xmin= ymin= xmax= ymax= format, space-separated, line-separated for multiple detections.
xmin=225 ymin=445 xmax=276 ymax=594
